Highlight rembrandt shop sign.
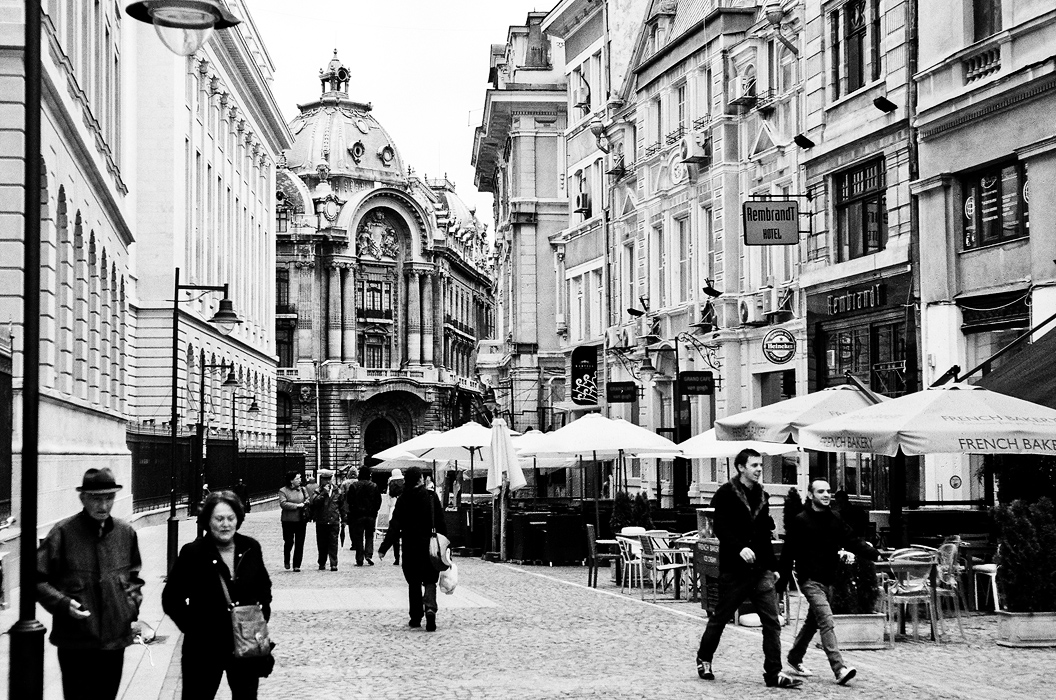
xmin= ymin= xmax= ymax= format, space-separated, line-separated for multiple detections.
xmin=826 ymin=283 xmax=884 ymax=316
xmin=808 ymin=273 xmax=912 ymax=320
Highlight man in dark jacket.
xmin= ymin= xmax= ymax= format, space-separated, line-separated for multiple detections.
xmin=695 ymin=449 xmax=801 ymax=689
xmin=37 ymin=468 xmax=144 ymax=700
xmin=780 ymin=479 xmax=858 ymax=685
xmin=378 ymin=466 xmax=447 ymax=631
xmin=345 ymin=465 xmax=382 ymax=565
xmin=311 ymin=469 xmax=343 ymax=570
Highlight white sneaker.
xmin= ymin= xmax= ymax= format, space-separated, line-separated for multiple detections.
xmin=787 ymin=661 xmax=813 ymax=677
xmin=836 ymin=667 xmax=857 ymax=685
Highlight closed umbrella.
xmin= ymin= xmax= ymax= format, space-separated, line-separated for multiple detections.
xmin=715 ymin=384 xmax=884 ymax=444
xmin=798 ymin=384 xmax=1056 ymax=545
xmin=487 ymin=418 xmax=527 ymax=561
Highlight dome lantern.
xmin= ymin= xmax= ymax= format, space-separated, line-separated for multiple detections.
xmin=319 ymin=49 xmax=350 ymax=96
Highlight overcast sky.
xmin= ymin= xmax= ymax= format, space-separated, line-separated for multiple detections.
xmin=250 ymin=0 xmax=554 ymax=238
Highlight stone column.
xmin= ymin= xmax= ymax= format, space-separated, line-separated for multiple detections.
xmin=406 ymin=270 xmax=422 ymax=364
xmin=342 ymin=264 xmax=357 ymax=363
xmin=422 ymin=272 xmax=435 ymax=365
xmin=327 ymin=263 xmax=342 ymax=361
xmin=296 ymin=262 xmax=313 ymax=362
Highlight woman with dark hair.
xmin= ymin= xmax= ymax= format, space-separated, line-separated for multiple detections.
xmin=163 ymin=491 xmax=272 ymax=699
xmin=278 ymin=471 xmax=309 ymax=571
xmin=378 ymin=466 xmax=447 ymax=631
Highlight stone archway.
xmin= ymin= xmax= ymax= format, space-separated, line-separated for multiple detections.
xmin=362 ymin=416 xmax=398 ymax=467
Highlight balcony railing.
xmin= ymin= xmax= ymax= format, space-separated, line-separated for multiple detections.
xmin=357 ymin=307 xmax=393 ymax=320
xmin=963 ymin=46 xmax=1001 ymax=83
xmin=644 ymin=142 xmax=662 ymax=157
xmin=692 ymin=116 xmax=710 ymax=130
xmin=365 ymin=368 xmax=425 ymax=379
xmin=665 ymin=126 xmax=686 ymax=145
xmin=276 ymin=303 xmax=297 ymax=316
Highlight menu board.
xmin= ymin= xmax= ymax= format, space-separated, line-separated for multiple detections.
xmin=978 ymin=171 xmax=1001 ymax=244
xmin=1001 ymin=166 xmax=1020 ymax=238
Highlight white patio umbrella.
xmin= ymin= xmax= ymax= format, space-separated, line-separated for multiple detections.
xmin=373 ymin=430 xmax=445 ymax=460
xmin=798 ymin=384 xmax=1056 ymax=546
xmin=674 ymin=429 xmax=800 ymax=459
xmin=370 ymin=451 xmax=438 ymax=473
xmin=714 ymin=384 xmax=885 ymax=444
xmin=487 ymin=418 xmax=527 ymax=561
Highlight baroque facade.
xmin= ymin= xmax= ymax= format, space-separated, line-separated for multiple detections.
xmin=275 ymin=53 xmax=494 ymax=473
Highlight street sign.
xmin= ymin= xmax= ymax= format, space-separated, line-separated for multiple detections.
xmin=743 ymin=200 xmax=800 ymax=246
xmin=678 ymin=371 xmax=714 ymax=396
xmin=606 ymin=381 xmax=638 ymax=403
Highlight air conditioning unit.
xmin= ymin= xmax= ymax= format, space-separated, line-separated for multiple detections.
xmin=740 ymin=295 xmax=766 ymax=325
xmin=679 ymin=132 xmax=711 ymax=164
xmin=730 ymin=76 xmax=758 ymax=106
xmin=573 ymin=86 xmax=591 ymax=109
xmin=573 ymin=192 xmax=592 ymax=215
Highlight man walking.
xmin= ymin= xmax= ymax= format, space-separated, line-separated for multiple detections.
xmin=780 ymin=479 xmax=859 ymax=685
xmin=695 ymin=449 xmax=802 ymax=689
xmin=311 ymin=469 xmax=343 ymax=570
xmin=37 ymin=468 xmax=145 ymax=700
xmin=345 ymin=465 xmax=382 ymax=565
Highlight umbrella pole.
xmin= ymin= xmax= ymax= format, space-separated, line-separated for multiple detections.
xmin=889 ymin=450 xmax=907 ymax=548
xmin=593 ymin=450 xmax=600 ymax=536
xmin=469 ymin=450 xmax=474 ymax=544
xmin=500 ymin=479 xmax=508 ymax=561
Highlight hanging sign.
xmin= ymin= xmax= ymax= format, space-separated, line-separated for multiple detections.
xmin=743 ymin=200 xmax=800 ymax=246
xmin=570 ymin=345 xmax=599 ymax=405
xmin=678 ymin=371 xmax=715 ymax=396
xmin=762 ymin=328 xmax=797 ymax=364
xmin=606 ymin=381 xmax=638 ymax=403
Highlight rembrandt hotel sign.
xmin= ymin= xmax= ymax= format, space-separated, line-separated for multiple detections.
xmin=742 ymin=200 xmax=800 ymax=245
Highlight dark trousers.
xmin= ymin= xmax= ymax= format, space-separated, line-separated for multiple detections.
xmin=281 ymin=520 xmax=307 ymax=569
xmin=403 ymin=563 xmax=439 ymax=622
xmin=697 ymin=569 xmax=783 ymax=682
xmin=788 ymin=579 xmax=846 ymax=675
xmin=316 ymin=522 xmax=340 ymax=568
xmin=180 ymin=646 xmax=259 ymax=700
xmin=57 ymin=648 xmax=124 ymax=700
xmin=350 ymin=516 xmax=376 ymax=564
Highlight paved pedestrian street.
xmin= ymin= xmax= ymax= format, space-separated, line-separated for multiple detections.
xmin=145 ymin=510 xmax=1050 ymax=700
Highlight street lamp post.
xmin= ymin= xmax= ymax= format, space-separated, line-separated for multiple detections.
xmin=191 ymin=353 xmax=237 ymax=516
xmin=169 ymin=268 xmax=240 ymax=574
xmin=231 ymin=393 xmax=259 ymax=488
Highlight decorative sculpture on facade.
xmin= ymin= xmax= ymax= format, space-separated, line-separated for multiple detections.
xmin=356 ymin=209 xmax=399 ymax=259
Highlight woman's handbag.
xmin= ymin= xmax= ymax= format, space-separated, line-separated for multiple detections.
xmin=217 ymin=572 xmax=275 ymax=659
xmin=428 ymin=494 xmax=451 ymax=572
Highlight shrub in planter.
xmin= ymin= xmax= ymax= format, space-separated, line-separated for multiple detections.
xmin=609 ymin=490 xmax=634 ymax=534
xmin=830 ymin=555 xmax=881 ymax=615
xmin=993 ymin=497 xmax=1056 ymax=613
xmin=632 ymin=491 xmax=654 ymax=529
xmin=783 ymin=487 xmax=804 ymax=535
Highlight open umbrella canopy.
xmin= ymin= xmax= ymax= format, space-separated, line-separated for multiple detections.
xmin=370 ymin=452 xmax=442 ymax=473
xmin=672 ymin=429 xmax=799 ymax=459
xmin=373 ymin=430 xmax=445 ymax=460
xmin=518 ymin=413 xmax=680 ymax=458
xmin=714 ymin=384 xmax=884 ymax=444
xmin=798 ymin=384 xmax=1056 ymax=457
xmin=487 ymin=418 xmax=527 ymax=495
xmin=409 ymin=422 xmax=495 ymax=461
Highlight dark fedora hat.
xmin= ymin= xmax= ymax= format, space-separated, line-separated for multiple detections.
xmin=76 ymin=467 xmax=123 ymax=493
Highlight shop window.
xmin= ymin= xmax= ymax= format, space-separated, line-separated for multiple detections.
xmin=961 ymin=161 xmax=1028 ymax=250
xmin=826 ymin=326 xmax=870 ymax=385
xmin=831 ymin=452 xmax=874 ymax=499
xmin=872 ymin=322 xmax=907 ymax=396
xmin=835 ymin=158 xmax=886 ymax=261
xmin=276 ymin=206 xmax=289 ymax=233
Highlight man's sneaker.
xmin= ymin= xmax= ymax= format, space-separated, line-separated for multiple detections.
xmin=696 ymin=658 xmax=714 ymax=680
xmin=367 ymin=558 xmax=375 ymax=566
xmin=425 ymin=612 xmax=437 ymax=632
xmin=765 ymin=672 xmax=804 ymax=689
xmin=787 ymin=661 xmax=813 ymax=677
xmin=836 ymin=667 xmax=857 ymax=686
xmin=408 ymin=618 xmax=421 ymax=628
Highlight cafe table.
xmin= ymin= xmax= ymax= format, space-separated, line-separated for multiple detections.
xmin=876 ymin=557 xmax=939 ymax=641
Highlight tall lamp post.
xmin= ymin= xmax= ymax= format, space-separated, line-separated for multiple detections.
xmin=191 ymin=354 xmax=237 ymax=516
xmin=231 ymin=393 xmax=259 ymax=487
xmin=169 ymin=268 xmax=240 ymax=574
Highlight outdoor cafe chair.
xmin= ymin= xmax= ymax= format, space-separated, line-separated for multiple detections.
xmin=934 ymin=542 xmax=968 ymax=641
xmin=585 ymin=524 xmax=621 ymax=589
xmin=617 ymin=537 xmax=642 ymax=594
xmin=640 ymin=535 xmax=689 ymax=602
xmin=885 ymin=549 xmax=938 ymax=642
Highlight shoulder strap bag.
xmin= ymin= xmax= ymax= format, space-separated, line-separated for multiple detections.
xmin=427 ymin=492 xmax=451 ymax=572
xmin=216 ymin=570 xmax=275 ymax=659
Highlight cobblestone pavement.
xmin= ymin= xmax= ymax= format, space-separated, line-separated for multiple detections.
xmin=172 ymin=511 xmax=1052 ymax=700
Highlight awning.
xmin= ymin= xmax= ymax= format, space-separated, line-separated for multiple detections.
xmin=976 ymin=329 xmax=1056 ymax=410
xmin=551 ymin=401 xmax=602 ymax=414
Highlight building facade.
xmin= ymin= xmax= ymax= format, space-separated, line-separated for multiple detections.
xmin=275 ymin=53 xmax=495 ymax=473
xmin=913 ymin=0 xmax=1056 ymax=505
xmin=472 ymin=12 xmax=567 ymax=433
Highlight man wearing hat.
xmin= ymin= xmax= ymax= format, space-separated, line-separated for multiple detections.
xmin=310 ymin=469 xmax=342 ymax=570
xmin=37 ymin=467 xmax=144 ymax=700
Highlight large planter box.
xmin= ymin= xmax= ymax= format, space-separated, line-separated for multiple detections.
xmin=831 ymin=613 xmax=888 ymax=650
xmin=996 ymin=611 xmax=1056 ymax=648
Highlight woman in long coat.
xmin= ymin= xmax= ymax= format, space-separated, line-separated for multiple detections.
xmin=379 ymin=466 xmax=447 ymax=631
xmin=163 ymin=491 xmax=273 ymax=699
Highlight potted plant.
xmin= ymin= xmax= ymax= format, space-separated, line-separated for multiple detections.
xmin=993 ymin=497 xmax=1056 ymax=647
xmin=632 ymin=491 xmax=655 ymax=529
xmin=609 ymin=490 xmax=634 ymax=534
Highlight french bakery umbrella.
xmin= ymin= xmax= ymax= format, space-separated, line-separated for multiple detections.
xmin=714 ymin=384 xmax=886 ymax=444
xmin=487 ymin=418 xmax=528 ymax=561
xmin=798 ymin=384 xmax=1056 ymax=544
xmin=675 ymin=429 xmax=800 ymax=458
xmin=518 ymin=413 xmax=681 ymax=532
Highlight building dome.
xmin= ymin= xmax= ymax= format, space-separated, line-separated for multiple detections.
xmin=283 ymin=50 xmax=405 ymax=185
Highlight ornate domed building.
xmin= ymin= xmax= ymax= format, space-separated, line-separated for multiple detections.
xmin=274 ymin=52 xmax=494 ymax=472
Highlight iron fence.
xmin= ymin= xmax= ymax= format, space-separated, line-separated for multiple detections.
xmin=128 ymin=429 xmax=193 ymax=513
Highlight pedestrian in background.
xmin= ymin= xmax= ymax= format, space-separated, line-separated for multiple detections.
xmin=379 ymin=466 xmax=447 ymax=631
xmin=311 ymin=469 xmax=342 ymax=571
xmin=386 ymin=468 xmax=405 ymax=565
xmin=694 ymin=449 xmax=802 ymax=689
xmin=163 ymin=490 xmax=273 ymax=699
xmin=233 ymin=478 xmax=250 ymax=513
xmin=345 ymin=465 xmax=382 ymax=566
xmin=338 ymin=466 xmax=355 ymax=548
xmin=278 ymin=471 xmax=310 ymax=571
xmin=36 ymin=467 xmax=144 ymax=700
xmin=780 ymin=479 xmax=859 ymax=685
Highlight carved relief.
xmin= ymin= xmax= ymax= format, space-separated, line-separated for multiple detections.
xmin=356 ymin=210 xmax=399 ymax=259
